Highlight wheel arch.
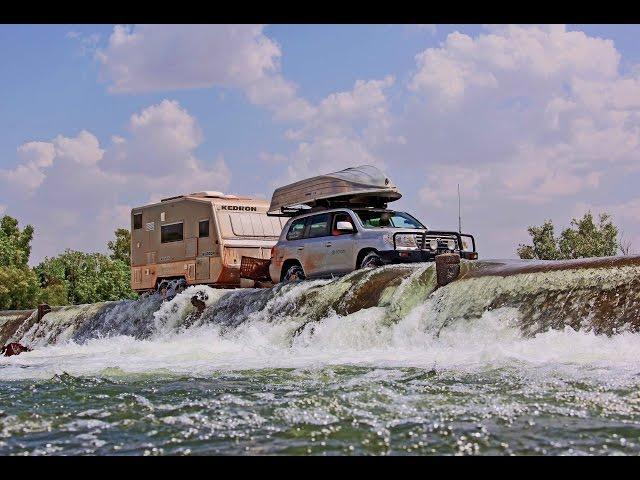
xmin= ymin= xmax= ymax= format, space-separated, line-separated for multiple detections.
xmin=280 ymin=259 xmax=303 ymax=281
xmin=356 ymin=247 xmax=379 ymax=269
xmin=154 ymin=275 xmax=187 ymax=290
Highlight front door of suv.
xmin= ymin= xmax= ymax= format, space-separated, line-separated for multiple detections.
xmin=323 ymin=212 xmax=356 ymax=275
xmin=301 ymin=213 xmax=332 ymax=278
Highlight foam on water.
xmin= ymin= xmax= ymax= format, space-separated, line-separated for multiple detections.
xmin=2 ymin=261 xmax=640 ymax=383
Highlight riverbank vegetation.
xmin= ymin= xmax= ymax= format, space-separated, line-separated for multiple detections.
xmin=0 ymin=215 xmax=136 ymax=310
xmin=517 ymin=212 xmax=629 ymax=260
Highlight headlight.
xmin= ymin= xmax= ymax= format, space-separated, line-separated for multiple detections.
xmin=395 ymin=234 xmax=418 ymax=250
xmin=446 ymin=239 xmax=456 ymax=250
xmin=428 ymin=239 xmax=438 ymax=250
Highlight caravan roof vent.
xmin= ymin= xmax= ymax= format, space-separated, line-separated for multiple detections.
xmin=188 ymin=191 xmax=246 ymax=199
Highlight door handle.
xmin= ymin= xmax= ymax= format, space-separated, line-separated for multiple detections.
xmin=297 ymin=246 xmax=304 ymax=251
xmin=325 ymin=242 xmax=332 ymax=247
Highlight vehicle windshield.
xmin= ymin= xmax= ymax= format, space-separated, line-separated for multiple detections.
xmin=354 ymin=210 xmax=425 ymax=229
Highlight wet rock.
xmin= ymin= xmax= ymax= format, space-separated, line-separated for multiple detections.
xmin=1 ymin=342 xmax=32 ymax=357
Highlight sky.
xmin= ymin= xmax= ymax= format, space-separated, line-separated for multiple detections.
xmin=2 ymin=24 xmax=640 ymax=263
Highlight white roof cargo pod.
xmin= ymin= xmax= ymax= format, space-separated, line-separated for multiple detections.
xmin=267 ymin=165 xmax=402 ymax=216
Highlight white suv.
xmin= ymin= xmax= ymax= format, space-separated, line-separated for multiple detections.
xmin=269 ymin=207 xmax=477 ymax=282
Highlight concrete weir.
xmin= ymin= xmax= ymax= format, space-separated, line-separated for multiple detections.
xmin=1 ymin=254 xmax=640 ymax=350
xmin=449 ymin=254 xmax=640 ymax=336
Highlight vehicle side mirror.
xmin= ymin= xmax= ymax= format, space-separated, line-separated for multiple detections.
xmin=336 ymin=221 xmax=354 ymax=232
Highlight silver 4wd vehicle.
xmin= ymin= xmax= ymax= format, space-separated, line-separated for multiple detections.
xmin=269 ymin=207 xmax=477 ymax=282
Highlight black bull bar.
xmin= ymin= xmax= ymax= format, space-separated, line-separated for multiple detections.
xmin=393 ymin=230 xmax=477 ymax=260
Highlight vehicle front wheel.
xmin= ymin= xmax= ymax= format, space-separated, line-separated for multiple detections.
xmin=283 ymin=264 xmax=306 ymax=282
xmin=360 ymin=252 xmax=383 ymax=269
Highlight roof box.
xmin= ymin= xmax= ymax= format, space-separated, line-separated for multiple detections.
xmin=268 ymin=165 xmax=401 ymax=216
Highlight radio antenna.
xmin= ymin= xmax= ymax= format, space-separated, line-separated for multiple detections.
xmin=457 ymin=183 xmax=462 ymax=233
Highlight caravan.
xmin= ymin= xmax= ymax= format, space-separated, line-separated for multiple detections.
xmin=130 ymin=192 xmax=287 ymax=292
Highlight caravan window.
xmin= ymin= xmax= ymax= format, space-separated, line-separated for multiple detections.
xmin=161 ymin=222 xmax=183 ymax=243
xmin=199 ymin=220 xmax=209 ymax=238
xmin=133 ymin=213 xmax=142 ymax=230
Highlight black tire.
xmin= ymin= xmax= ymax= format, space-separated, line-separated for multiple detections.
xmin=175 ymin=279 xmax=187 ymax=294
xmin=360 ymin=251 xmax=383 ymax=269
xmin=283 ymin=264 xmax=306 ymax=282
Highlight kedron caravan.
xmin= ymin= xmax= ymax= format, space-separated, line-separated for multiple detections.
xmin=130 ymin=192 xmax=287 ymax=293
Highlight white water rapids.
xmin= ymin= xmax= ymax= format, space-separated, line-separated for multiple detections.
xmin=2 ymin=262 xmax=640 ymax=383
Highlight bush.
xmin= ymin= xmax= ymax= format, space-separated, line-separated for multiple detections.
xmin=0 ymin=266 xmax=40 ymax=310
xmin=517 ymin=212 xmax=619 ymax=260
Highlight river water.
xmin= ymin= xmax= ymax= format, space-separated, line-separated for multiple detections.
xmin=1 ymin=263 xmax=640 ymax=455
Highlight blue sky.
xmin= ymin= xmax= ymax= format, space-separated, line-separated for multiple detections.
xmin=2 ymin=24 xmax=640 ymax=262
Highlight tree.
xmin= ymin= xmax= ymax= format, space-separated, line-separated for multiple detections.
xmin=0 ymin=215 xmax=138 ymax=309
xmin=0 ymin=266 xmax=40 ymax=310
xmin=35 ymin=250 xmax=137 ymax=305
xmin=618 ymin=230 xmax=634 ymax=255
xmin=0 ymin=215 xmax=34 ymax=268
xmin=517 ymin=212 xmax=619 ymax=260
xmin=107 ymin=228 xmax=131 ymax=266
xmin=516 ymin=220 xmax=561 ymax=260
xmin=0 ymin=215 xmax=39 ymax=309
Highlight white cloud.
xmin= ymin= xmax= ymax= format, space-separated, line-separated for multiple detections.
xmin=393 ymin=24 xmax=640 ymax=257
xmin=18 ymin=141 xmax=55 ymax=168
xmin=96 ymin=24 xmax=313 ymax=121
xmin=97 ymin=25 xmax=279 ymax=93
xmin=53 ymin=130 xmax=104 ymax=166
xmin=410 ymin=25 xmax=619 ymax=103
xmin=265 ymin=76 xmax=398 ymax=186
xmin=2 ymin=100 xmax=231 ymax=262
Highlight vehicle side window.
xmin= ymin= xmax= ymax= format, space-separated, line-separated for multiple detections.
xmin=307 ymin=214 xmax=330 ymax=238
xmin=391 ymin=216 xmax=419 ymax=228
xmin=332 ymin=213 xmax=354 ymax=236
xmin=286 ymin=218 xmax=307 ymax=240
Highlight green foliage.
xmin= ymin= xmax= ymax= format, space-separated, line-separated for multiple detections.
xmin=0 ymin=265 xmax=40 ymax=310
xmin=0 ymin=215 xmax=40 ymax=309
xmin=0 ymin=215 xmax=137 ymax=309
xmin=35 ymin=250 xmax=137 ymax=305
xmin=517 ymin=220 xmax=561 ymax=260
xmin=38 ymin=283 xmax=69 ymax=307
xmin=108 ymin=228 xmax=131 ymax=266
xmin=0 ymin=215 xmax=34 ymax=268
xmin=517 ymin=212 xmax=619 ymax=260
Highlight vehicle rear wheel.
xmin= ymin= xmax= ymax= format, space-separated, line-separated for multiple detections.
xmin=283 ymin=264 xmax=306 ymax=282
xmin=360 ymin=251 xmax=383 ymax=269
